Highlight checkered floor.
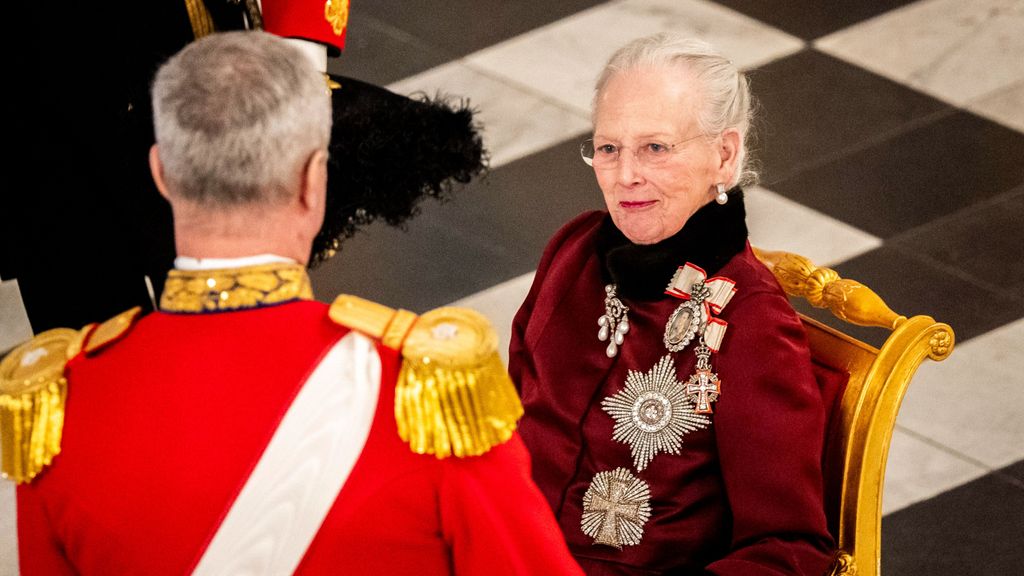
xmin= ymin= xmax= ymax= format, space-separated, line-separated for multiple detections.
xmin=2 ymin=1 xmax=1022 ymax=574
xmin=313 ymin=0 xmax=1023 ymax=573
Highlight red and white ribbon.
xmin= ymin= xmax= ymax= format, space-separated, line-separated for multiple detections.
xmin=665 ymin=263 xmax=736 ymax=352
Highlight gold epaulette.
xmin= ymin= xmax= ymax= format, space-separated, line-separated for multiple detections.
xmin=1 ymin=328 xmax=85 ymax=484
xmin=0 ymin=307 xmax=141 ymax=484
xmin=330 ymin=295 xmax=523 ymax=459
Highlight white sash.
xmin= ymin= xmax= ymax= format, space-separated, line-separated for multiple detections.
xmin=192 ymin=332 xmax=380 ymax=576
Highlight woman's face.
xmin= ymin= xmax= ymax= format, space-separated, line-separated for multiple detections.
xmin=592 ymin=65 xmax=737 ymax=245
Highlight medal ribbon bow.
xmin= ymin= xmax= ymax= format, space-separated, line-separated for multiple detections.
xmin=665 ymin=263 xmax=736 ymax=352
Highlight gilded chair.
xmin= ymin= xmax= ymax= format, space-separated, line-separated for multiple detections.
xmin=753 ymin=248 xmax=955 ymax=576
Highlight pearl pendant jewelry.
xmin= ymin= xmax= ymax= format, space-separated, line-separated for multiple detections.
xmin=598 ymin=284 xmax=630 ymax=357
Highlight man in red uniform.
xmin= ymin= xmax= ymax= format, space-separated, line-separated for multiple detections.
xmin=3 ymin=31 xmax=581 ymax=575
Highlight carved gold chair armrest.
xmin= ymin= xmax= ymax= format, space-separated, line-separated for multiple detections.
xmin=753 ymin=248 xmax=955 ymax=576
xmin=753 ymin=248 xmax=908 ymax=331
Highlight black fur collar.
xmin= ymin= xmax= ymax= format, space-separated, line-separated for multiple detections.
xmin=596 ymin=186 xmax=748 ymax=301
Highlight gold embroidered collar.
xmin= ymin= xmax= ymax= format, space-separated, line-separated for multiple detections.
xmin=160 ymin=263 xmax=313 ymax=313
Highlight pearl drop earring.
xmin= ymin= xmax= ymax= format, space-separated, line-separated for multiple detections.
xmin=715 ymin=183 xmax=728 ymax=205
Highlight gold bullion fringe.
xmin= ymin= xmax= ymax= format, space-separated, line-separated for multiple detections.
xmin=395 ymin=350 xmax=523 ymax=459
xmin=0 ymin=378 xmax=67 ymax=484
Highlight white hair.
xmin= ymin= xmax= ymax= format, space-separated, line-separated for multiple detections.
xmin=593 ymin=34 xmax=758 ymax=187
xmin=152 ymin=30 xmax=332 ymax=205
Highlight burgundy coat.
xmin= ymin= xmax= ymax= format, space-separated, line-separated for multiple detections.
xmin=510 ymin=210 xmax=835 ymax=575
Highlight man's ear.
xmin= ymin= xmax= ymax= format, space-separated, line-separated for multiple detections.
xmin=149 ymin=145 xmax=171 ymax=200
xmin=299 ymin=149 xmax=328 ymax=214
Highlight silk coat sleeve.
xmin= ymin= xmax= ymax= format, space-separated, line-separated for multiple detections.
xmin=704 ymin=257 xmax=834 ymax=576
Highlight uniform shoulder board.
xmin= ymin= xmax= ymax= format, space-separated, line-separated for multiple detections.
xmin=85 ymin=307 xmax=143 ymax=355
xmin=0 ymin=307 xmax=143 ymax=484
xmin=329 ymin=295 xmax=523 ymax=459
xmin=0 ymin=327 xmax=88 ymax=484
xmin=328 ymin=294 xmax=417 ymax=347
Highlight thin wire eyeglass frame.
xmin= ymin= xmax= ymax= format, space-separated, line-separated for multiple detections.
xmin=580 ymin=133 xmax=708 ymax=168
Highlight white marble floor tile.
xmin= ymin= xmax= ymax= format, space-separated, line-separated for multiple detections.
xmin=466 ymin=0 xmax=804 ymax=116
xmin=967 ymin=81 xmax=1024 ymax=133
xmin=882 ymin=427 xmax=989 ymax=514
xmin=387 ymin=62 xmax=590 ymax=169
xmin=895 ymin=318 xmax=1024 ymax=472
xmin=816 ymin=0 xmax=1024 ymax=108
xmin=449 ymin=272 xmax=535 ymax=363
xmin=0 ymin=475 xmax=16 ymax=576
xmin=0 ymin=279 xmax=34 ymax=353
xmin=745 ymin=185 xmax=882 ymax=266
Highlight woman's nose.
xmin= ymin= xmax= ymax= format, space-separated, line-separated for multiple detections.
xmin=615 ymin=150 xmax=645 ymax=187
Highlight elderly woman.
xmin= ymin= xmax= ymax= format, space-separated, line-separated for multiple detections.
xmin=509 ymin=34 xmax=836 ymax=574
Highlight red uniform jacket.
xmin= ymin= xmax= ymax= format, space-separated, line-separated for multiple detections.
xmin=509 ymin=210 xmax=836 ymax=575
xmin=17 ymin=300 xmax=583 ymax=575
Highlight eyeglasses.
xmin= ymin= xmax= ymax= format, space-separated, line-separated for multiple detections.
xmin=580 ymin=133 xmax=706 ymax=169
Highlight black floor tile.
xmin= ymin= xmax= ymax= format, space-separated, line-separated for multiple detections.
xmin=1003 ymin=460 xmax=1024 ymax=485
xmin=770 ymin=111 xmax=1024 ymax=238
xmin=750 ymin=49 xmax=948 ymax=184
xmin=790 ymin=245 xmax=1024 ymax=348
xmin=310 ymin=136 xmax=604 ymax=311
xmin=328 ymin=1 xmax=610 ymax=100
xmin=882 ymin=459 xmax=1024 ymax=576
xmin=328 ymin=14 xmax=453 ymax=86
xmin=891 ymin=186 xmax=1024 ymax=301
xmin=309 ymin=213 xmax=506 ymax=312
xmin=713 ymin=0 xmax=921 ymax=39
xmin=351 ymin=1 xmax=607 ymax=61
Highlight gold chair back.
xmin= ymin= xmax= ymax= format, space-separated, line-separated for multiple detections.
xmin=754 ymin=248 xmax=955 ymax=576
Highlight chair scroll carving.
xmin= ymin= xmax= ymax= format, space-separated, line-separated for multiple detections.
xmin=752 ymin=248 xmax=907 ymax=330
xmin=753 ymin=246 xmax=954 ymax=576
xmin=827 ymin=551 xmax=858 ymax=576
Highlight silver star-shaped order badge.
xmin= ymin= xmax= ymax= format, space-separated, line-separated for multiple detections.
xmin=601 ymin=355 xmax=711 ymax=471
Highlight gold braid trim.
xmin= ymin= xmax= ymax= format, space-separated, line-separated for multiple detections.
xmin=330 ymin=296 xmax=523 ymax=458
xmin=395 ymin=307 xmax=523 ymax=459
xmin=0 ymin=328 xmax=88 ymax=484
xmin=160 ymin=263 xmax=313 ymax=313
xmin=184 ymin=0 xmax=215 ymax=39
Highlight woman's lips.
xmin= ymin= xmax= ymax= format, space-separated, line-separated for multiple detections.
xmin=620 ymin=200 xmax=657 ymax=209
